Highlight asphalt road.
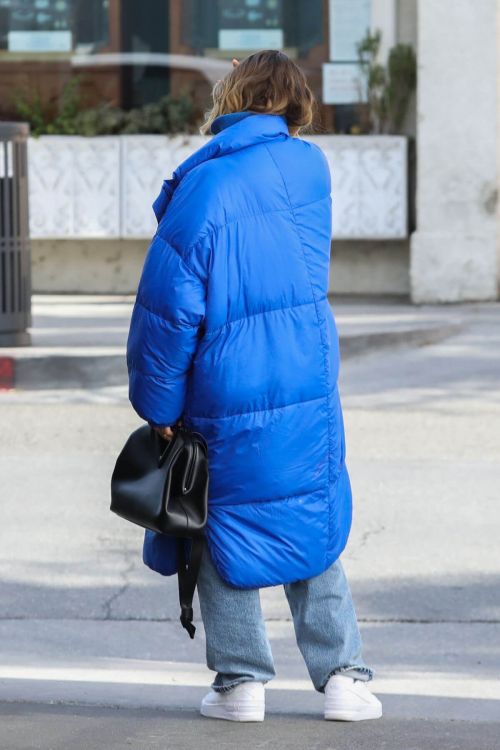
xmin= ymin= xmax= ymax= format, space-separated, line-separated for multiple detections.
xmin=0 ymin=301 xmax=499 ymax=749
xmin=1 ymin=703 xmax=499 ymax=750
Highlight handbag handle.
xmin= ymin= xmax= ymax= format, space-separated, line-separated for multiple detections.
xmin=155 ymin=427 xmax=183 ymax=467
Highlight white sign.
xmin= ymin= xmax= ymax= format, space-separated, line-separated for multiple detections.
xmin=8 ymin=31 xmax=72 ymax=53
xmin=329 ymin=0 xmax=371 ymax=61
xmin=322 ymin=62 xmax=367 ymax=105
xmin=218 ymin=28 xmax=284 ymax=51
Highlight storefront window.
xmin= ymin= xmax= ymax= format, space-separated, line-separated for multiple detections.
xmin=184 ymin=0 xmax=322 ymax=59
xmin=0 ymin=0 xmax=109 ymax=53
xmin=218 ymin=0 xmax=283 ymax=51
xmin=0 ymin=0 xmax=327 ymax=129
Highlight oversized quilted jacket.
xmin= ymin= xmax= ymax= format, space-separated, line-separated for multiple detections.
xmin=127 ymin=111 xmax=352 ymax=588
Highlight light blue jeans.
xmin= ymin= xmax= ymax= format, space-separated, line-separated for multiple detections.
xmin=196 ymin=544 xmax=373 ymax=693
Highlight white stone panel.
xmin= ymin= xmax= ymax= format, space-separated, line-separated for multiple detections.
xmin=28 ymin=137 xmax=120 ymax=238
xmin=312 ymin=135 xmax=408 ymax=239
xmin=72 ymin=138 xmax=120 ymax=237
xmin=28 ymin=134 xmax=408 ymax=241
xmin=28 ymin=138 xmax=74 ymax=237
xmin=120 ymin=135 xmax=206 ymax=238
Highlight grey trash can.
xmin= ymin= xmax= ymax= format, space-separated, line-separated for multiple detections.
xmin=0 ymin=122 xmax=31 ymax=346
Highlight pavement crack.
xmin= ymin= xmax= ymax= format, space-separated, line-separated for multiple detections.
xmin=359 ymin=523 xmax=386 ymax=548
xmin=347 ymin=523 xmax=386 ymax=561
xmin=102 ymin=548 xmax=136 ymax=620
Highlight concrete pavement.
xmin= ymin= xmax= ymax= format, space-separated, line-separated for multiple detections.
xmin=2 ymin=703 xmax=499 ymax=750
xmin=0 ymin=300 xmax=499 ymax=748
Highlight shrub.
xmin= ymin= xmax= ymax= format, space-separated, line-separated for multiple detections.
xmin=357 ymin=30 xmax=417 ymax=134
xmin=13 ymin=79 xmax=198 ymax=136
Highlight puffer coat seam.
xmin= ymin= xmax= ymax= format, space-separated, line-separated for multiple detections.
xmin=152 ymin=232 xmax=206 ymax=284
xmin=185 ymin=391 xmax=331 ymax=421
xmin=264 ymin=143 xmax=333 ymax=571
xmin=208 ymin=486 xmax=327 ymax=508
xmin=134 ymin=299 xmax=199 ymax=329
xmin=157 ymin=193 xmax=331 ymax=258
xmin=202 ymin=297 xmax=322 ymax=339
xmin=126 ymin=366 xmax=179 ymax=385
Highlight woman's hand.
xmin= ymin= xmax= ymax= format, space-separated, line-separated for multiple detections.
xmin=154 ymin=426 xmax=174 ymax=441
xmin=153 ymin=417 xmax=183 ymax=441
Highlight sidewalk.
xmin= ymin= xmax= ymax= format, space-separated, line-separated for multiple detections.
xmin=1 ymin=300 xmax=499 ymax=748
xmin=0 ymin=294 xmax=465 ymax=389
xmin=3 ymin=703 xmax=497 ymax=750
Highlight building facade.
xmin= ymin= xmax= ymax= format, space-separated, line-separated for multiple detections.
xmin=0 ymin=0 xmax=498 ymax=302
xmin=0 ymin=1 xmax=330 ymax=122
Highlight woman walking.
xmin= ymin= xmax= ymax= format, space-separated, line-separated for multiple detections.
xmin=127 ymin=50 xmax=382 ymax=723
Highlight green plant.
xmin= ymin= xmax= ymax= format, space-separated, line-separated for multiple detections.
xmin=386 ymin=44 xmax=417 ymax=132
xmin=47 ymin=76 xmax=82 ymax=135
xmin=13 ymin=79 xmax=198 ymax=136
xmin=118 ymin=93 xmax=195 ymax=135
xmin=163 ymin=92 xmax=195 ymax=134
xmin=73 ymin=104 xmax=128 ymax=136
xmin=357 ymin=30 xmax=416 ymax=134
xmin=13 ymin=92 xmax=47 ymax=137
xmin=13 ymin=77 xmax=83 ymax=136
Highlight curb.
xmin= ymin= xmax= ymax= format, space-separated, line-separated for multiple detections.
xmin=1 ymin=323 xmax=463 ymax=391
xmin=10 ymin=354 xmax=128 ymax=390
xmin=339 ymin=322 xmax=463 ymax=359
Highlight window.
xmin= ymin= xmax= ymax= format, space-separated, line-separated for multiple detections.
xmin=0 ymin=0 xmax=109 ymax=53
xmin=183 ymin=0 xmax=322 ymax=58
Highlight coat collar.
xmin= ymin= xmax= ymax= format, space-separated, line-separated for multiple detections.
xmin=210 ymin=110 xmax=256 ymax=134
xmin=153 ymin=113 xmax=289 ymax=222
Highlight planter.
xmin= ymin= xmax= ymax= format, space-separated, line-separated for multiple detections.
xmin=28 ymin=134 xmax=408 ymax=241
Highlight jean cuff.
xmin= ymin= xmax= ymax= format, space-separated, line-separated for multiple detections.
xmin=320 ymin=664 xmax=374 ymax=692
xmin=211 ymin=676 xmax=256 ymax=693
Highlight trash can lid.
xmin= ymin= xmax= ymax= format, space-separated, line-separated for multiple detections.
xmin=0 ymin=122 xmax=30 ymax=141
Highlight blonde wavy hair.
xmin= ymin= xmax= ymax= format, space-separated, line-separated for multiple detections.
xmin=200 ymin=49 xmax=315 ymax=137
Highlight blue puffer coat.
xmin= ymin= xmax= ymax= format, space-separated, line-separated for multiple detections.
xmin=127 ymin=111 xmax=352 ymax=589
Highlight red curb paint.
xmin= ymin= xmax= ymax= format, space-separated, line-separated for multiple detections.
xmin=0 ymin=357 xmax=15 ymax=390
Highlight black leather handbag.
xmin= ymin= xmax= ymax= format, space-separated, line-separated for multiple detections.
xmin=110 ymin=424 xmax=209 ymax=638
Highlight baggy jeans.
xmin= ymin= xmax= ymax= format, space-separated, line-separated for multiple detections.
xmin=196 ymin=543 xmax=373 ymax=693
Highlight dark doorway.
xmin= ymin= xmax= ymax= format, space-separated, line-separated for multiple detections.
xmin=121 ymin=0 xmax=170 ymax=109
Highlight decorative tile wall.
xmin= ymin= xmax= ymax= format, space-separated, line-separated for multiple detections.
xmin=314 ymin=136 xmax=408 ymax=239
xmin=28 ymin=134 xmax=407 ymax=240
xmin=120 ymin=135 xmax=206 ymax=238
xmin=29 ymin=137 xmax=120 ymax=238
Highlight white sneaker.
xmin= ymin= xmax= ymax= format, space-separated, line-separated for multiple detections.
xmin=324 ymin=674 xmax=382 ymax=721
xmin=200 ymin=681 xmax=265 ymax=722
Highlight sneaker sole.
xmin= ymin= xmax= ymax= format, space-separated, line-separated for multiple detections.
xmin=200 ymin=704 xmax=265 ymax=722
xmin=325 ymin=705 xmax=383 ymax=722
